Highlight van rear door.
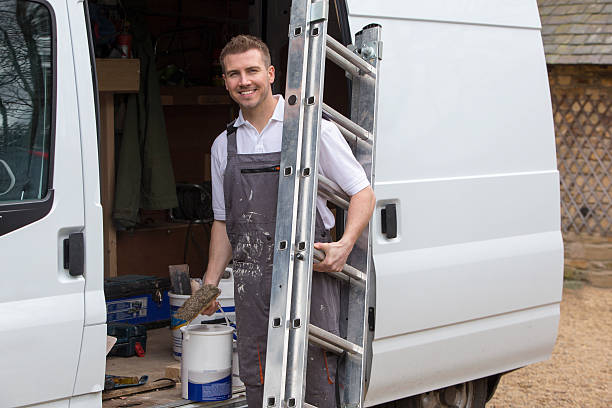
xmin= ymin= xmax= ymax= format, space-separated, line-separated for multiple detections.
xmin=0 ymin=1 xmax=87 ymax=406
xmin=346 ymin=0 xmax=562 ymax=405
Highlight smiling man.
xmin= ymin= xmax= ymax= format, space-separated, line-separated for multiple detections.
xmin=202 ymin=35 xmax=375 ymax=407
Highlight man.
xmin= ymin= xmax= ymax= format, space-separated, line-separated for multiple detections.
xmin=202 ymin=35 xmax=375 ymax=407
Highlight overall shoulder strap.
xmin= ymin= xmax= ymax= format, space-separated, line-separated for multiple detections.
xmin=226 ymin=119 xmax=238 ymax=156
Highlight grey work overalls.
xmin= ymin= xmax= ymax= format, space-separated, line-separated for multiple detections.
xmin=223 ymin=122 xmax=341 ymax=408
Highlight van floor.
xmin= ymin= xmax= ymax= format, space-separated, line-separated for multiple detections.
xmin=103 ymin=327 xmax=246 ymax=407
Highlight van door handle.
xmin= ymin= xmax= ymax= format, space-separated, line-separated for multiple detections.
xmin=381 ymin=204 xmax=397 ymax=239
xmin=63 ymin=232 xmax=84 ymax=276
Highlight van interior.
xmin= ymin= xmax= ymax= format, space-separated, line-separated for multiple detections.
xmin=93 ymin=0 xmax=351 ymax=405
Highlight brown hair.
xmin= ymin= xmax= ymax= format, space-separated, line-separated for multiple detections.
xmin=220 ymin=35 xmax=272 ymax=73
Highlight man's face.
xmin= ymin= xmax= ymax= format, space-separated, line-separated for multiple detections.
xmin=222 ymin=48 xmax=275 ymax=111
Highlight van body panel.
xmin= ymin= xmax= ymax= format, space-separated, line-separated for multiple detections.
xmin=0 ymin=292 xmax=84 ymax=407
xmin=348 ymin=1 xmax=562 ymax=404
xmin=349 ymin=20 xmax=556 ymax=182
xmin=346 ymin=0 xmax=541 ymax=29
xmin=66 ymin=0 xmax=106 ymax=328
xmin=364 ymin=305 xmax=559 ymax=406
xmin=72 ymin=323 xmax=106 ymax=397
xmin=374 ymin=172 xmax=561 ymax=252
xmin=69 ymin=392 xmax=103 ymax=408
xmin=0 ymin=1 xmax=87 ymax=406
xmin=64 ymin=0 xmax=107 ymax=399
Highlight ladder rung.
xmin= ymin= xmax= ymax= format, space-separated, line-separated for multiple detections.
xmin=326 ymin=34 xmax=377 ymax=78
xmin=308 ymin=334 xmax=345 ymax=355
xmin=323 ymin=103 xmax=372 ymax=143
xmin=308 ymin=324 xmax=364 ymax=355
xmin=318 ymin=188 xmax=349 ymax=210
xmin=318 ymin=175 xmax=350 ymax=209
xmin=313 ymin=249 xmax=367 ymax=282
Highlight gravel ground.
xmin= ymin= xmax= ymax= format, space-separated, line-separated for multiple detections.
xmin=488 ymin=284 xmax=611 ymax=408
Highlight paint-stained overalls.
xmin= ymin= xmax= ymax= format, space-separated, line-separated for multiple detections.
xmin=223 ymin=122 xmax=341 ymax=408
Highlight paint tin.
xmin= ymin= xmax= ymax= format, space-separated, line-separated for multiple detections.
xmin=180 ymin=324 xmax=234 ymax=401
xmin=169 ymin=270 xmax=235 ymax=360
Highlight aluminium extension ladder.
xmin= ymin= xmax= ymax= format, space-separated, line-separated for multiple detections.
xmin=263 ymin=0 xmax=382 ymax=407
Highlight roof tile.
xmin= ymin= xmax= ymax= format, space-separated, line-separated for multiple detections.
xmin=570 ymin=34 xmax=590 ymax=43
xmin=538 ymin=1 xmax=612 ymax=64
xmin=574 ymin=44 xmax=595 ymax=54
xmin=585 ymin=4 xmax=605 ymax=14
xmin=557 ymin=55 xmax=582 ymax=63
xmin=545 ymin=44 xmax=560 ymax=53
xmin=556 ymin=44 xmax=574 ymax=54
xmin=585 ymin=33 xmax=606 ymax=43
xmin=568 ymin=24 xmax=590 ymax=34
xmin=587 ymin=14 xmax=612 ymax=24
xmin=593 ymin=44 xmax=612 ymax=54
xmin=600 ymin=54 xmax=612 ymax=64
xmin=554 ymin=24 xmax=573 ymax=33
xmin=554 ymin=34 xmax=575 ymax=43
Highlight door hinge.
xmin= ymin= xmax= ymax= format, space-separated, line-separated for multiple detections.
xmin=368 ymin=307 xmax=375 ymax=331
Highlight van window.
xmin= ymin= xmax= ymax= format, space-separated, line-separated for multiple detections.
xmin=0 ymin=1 xmax=53 ymax=203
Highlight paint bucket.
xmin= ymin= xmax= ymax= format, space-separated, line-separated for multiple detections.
xmin=180 ymin=324 xmax=234 ymax=401
xmin=169 ymin=269 xmax=235 ymax=360
xmin=232 ymin=340 xmax=243 ymax=387
xmin=169 ymin=292 xmax=195 ymax=360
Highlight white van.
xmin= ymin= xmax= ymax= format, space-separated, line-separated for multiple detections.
xmin=0 ymin=0 xmax=562 ymax=407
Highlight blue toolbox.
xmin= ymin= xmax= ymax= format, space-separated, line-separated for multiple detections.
xmin=104 ymin=275 xmax=171 ymax=327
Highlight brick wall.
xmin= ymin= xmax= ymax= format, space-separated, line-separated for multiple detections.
xmin=548 ymin=64 xmax=612 ymax=285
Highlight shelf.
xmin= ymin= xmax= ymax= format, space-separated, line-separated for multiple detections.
xmin=119 ymin=221 xmax=212 ymax=233
xmin=160 ymin=86 xmax=232 ymax=106
xmin=96 ymin=58 xmax=140 ymax=93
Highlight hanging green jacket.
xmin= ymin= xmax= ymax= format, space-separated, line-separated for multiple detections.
xmin=113 ymin=15 xmax=177 ymax=229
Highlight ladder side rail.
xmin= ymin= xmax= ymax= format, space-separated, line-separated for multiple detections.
xmin=284 ymin=11 xmax=329 ymax=408
xmin=264 ymin=0 xmax=312 ymax=406
xmin=264 ymin=1 xmax=330 ymax=407
xmin=339 ymin=25 xmax=383 ymax=407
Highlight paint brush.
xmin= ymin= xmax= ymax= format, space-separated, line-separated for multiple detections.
xmin=174 ymin=284 xmax=221 ymax=322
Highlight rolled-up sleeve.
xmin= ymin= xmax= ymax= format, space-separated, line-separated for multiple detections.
xmin=211 ymin=132 xmax=227 ymax=221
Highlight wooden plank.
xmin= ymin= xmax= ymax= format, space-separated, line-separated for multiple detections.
xmin=102 ymin=379 xmax=176 ymax=400
xmin=96 ymin=59 xmax=140 ymax=93
xmin=165 ymin=362 xmax=181 ymax=382
xmin=99 ymin=92 xmax=117 ymax=277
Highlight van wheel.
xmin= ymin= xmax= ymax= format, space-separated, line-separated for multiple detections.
xmin=406 ymin=379 xmax=487 ymax=408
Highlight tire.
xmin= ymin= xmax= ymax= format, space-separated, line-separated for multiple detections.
xmin=374 ymin=379 xmax=488 ymax=408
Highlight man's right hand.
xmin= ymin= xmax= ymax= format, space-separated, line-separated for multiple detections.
xmin=200 ymin=300 xmax=220 ymax=316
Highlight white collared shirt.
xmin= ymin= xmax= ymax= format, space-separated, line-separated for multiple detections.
xmin=210 ymin=95 xmax=369 ymax=229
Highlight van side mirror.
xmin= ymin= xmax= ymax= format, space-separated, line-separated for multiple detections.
xmin=0 ymin=159 xmax=16 ymax=197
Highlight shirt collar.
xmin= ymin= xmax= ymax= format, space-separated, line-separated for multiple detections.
xmin=234 ymin=95 xmax=285 ymax=128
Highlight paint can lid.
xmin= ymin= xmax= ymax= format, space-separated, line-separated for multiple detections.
xmin=184 ymin=324 xmax=234 ymax=336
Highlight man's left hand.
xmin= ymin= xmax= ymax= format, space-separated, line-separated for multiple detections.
xmin=312 ymin=240 xmax=353 ymax=273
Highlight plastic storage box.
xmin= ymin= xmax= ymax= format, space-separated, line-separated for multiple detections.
xmin=105 ymin=275 xmax=171 ymax=327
